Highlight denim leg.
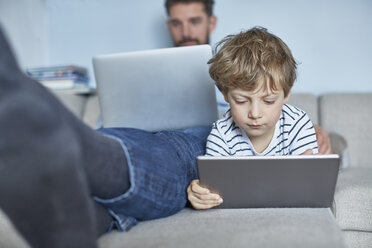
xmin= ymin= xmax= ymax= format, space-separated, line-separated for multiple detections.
xmin=95 ymin=127 xmax=211 ymax=231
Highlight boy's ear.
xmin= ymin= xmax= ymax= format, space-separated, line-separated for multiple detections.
xmin=283 ymin=92 xmax=291 ymax=104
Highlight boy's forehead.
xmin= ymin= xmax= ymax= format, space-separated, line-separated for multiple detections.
xmin=229 ymin=80 xmax=284 ymax=96
xmin=229 ymin=86 xmax=282 ymax=97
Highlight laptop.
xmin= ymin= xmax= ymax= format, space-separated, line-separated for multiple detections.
xmin=197 ymin=154 xmax=340 ymax=208
xmin=93 ymin=45 xmax=218 ymax=131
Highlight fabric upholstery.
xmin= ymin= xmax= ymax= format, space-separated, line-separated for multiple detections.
xmin=82 ymin=94 xmax=101 ymax=128
xmin=333 ymin=167 xmax=372 ymax=231
xmin=98 ymin=208 xmax=346 ymax=248
xmin=329 ymin=132 xmax=349 ymax=169
xmin=319 ymin=93 xmax=372 ymax=168
xmin=343 ymin=230 xmax=372 ymax=248
xmin=288 ymin=93 xmax=318 ymax=124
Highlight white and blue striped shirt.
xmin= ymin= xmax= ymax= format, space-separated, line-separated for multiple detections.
xmin=206 ymin=104 xmax=318 ymax=156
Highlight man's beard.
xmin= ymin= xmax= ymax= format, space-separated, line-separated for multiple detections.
xmin=175 ymin=36 xmax=210 ymax=47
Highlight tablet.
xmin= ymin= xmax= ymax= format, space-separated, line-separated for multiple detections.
xmin=196 ymin=154 xmax=340 ymax=208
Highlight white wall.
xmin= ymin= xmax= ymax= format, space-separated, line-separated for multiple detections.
xmin=0 ymin=0 xmax=48 ymax=69
xmin=46 ymin=0 xmax=171 ymax=86
xmin=213 ymin=0 xmax=372 ymax=94
xmin=1 ymin=0 xmax=371 ymax=95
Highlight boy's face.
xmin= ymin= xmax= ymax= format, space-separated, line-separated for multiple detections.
xmin=167 ymin=2 xmax=217 ymax=46
xmin=223 ymin=85 xmax=289 ymax=144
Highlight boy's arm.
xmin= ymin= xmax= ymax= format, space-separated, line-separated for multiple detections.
xmin=301 ymin=149 xmax=313 ymax=155
xmin=205 ymin=124 xmax=230 ymax=156
xmin=289 ymin=112 xmax=319 ymax=155
xmin=188 ymin=123 xmax=226 ymax=209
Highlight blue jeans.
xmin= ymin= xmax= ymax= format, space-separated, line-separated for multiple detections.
xmin=94 ymin=126 xmax=211 ymax=231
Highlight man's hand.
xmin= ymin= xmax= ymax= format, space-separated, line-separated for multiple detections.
xmin=314 ymin=124 xmax=332 ymax=154
xmin=187 ymin=179 xmax=223 ymax=210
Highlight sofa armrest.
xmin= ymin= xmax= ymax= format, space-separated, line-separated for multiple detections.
xmin=82 ymin=94 xmax=101 ymax=128
xmin=329 ymin=132 xmax=349 ymax=170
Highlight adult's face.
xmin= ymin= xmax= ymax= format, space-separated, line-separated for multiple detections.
xmin=167 ymin=2 xmax=217 ymax=46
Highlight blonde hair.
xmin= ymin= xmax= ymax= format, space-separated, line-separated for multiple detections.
xmin=208 ymin=27 xmax=297 ymax=97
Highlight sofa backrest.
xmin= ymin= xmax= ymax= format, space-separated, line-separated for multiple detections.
xmin=54 ymin=92 xmax=320 ymax=130
xmin=320 ymin=93 xmax=372 ymax=168
xmin=288 ymin=93 xmax=319 ymax=125
xmin=53 ymin=90 xmax=372 ymax=169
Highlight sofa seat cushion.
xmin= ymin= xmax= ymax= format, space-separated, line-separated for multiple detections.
xmin=343 ymin=230 xmax=372 ymax=248
xmin=333 ymin=167 xmax=372 ymax=232
xmin=98 ymin=208 xmax=346 ymax=248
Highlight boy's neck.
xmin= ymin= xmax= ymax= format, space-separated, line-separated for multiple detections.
xmin=248 ymin=127 xmax=276 ymax=154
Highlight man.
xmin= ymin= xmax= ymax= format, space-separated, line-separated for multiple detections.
xmin=165 ymin=0 xmax=217 ymax=46
xmin=165 ymin=0 xmax=233 ymax=121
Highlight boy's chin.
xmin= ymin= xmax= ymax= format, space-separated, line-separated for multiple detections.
xmin=245 ymin=127 xmax=274 ymax=139
xmin=245 ymin=129 xmax=265 ymax=138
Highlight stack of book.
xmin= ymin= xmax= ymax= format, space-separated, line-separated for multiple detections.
xmin=26 ymin=65 xmax=95 ymax=94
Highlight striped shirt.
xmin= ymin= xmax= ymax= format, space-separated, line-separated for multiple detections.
xmin=206 ymin=104 xmax=318 ymax=156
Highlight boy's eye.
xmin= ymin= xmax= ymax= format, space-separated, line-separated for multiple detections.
xmin=264 ymin=100 xmax=275 ymax=104
xmin=234 ymin=99 xmax=247 ymax=104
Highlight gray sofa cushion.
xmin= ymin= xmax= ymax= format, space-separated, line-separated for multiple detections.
xmin=320 ymin=93 xmax=372 ymax=168
xmin=343 ymin=230 xmax=372 ymax=248
xmin=0 ymin=208 xmax=347 ymax=248
xmin=98 ymin=208 xmax=346 ymax=248
xmin=288 ymin=93 xmax=318 ymax=125
xmin=333 ymin=167 xmax=372 ymax=232
xmin=329 ymin=132 xmax=349 ymax=169
xmin=82 ymin=94 xmax=101 ymax=128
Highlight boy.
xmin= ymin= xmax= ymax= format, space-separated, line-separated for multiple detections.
xmin=187 ymin=27 xmax=319 ymax=210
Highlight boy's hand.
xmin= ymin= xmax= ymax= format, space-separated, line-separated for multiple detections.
xmin=187 ymin=179 xmax=223 ymax=210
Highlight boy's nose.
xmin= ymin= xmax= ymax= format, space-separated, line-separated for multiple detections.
xmin=248 ymin=104 xmax=262 ymax=119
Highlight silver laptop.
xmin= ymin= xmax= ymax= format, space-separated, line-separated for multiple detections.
xmin=93 ymin=45 xmax=218 ymax=131
xmin=197 ymin=154 xmax=340 ymax=208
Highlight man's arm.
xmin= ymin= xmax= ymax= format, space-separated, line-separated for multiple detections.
xmin=314 ymin=124 xmax=332 ymax=154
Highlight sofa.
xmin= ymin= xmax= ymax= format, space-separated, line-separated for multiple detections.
xmin=0 ymin=92 xmax=371 ymax=248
